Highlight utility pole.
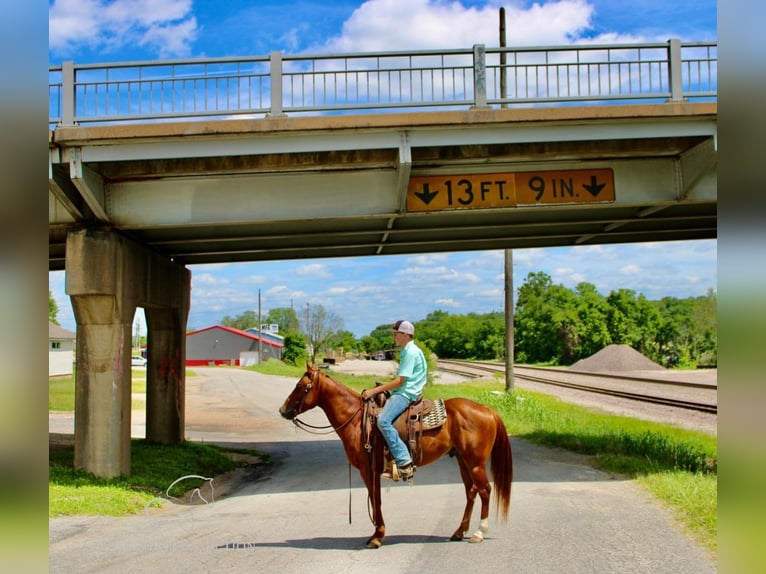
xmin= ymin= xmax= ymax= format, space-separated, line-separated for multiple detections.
xmin=258 ymin=289 xmax=262 ymax=364
xmin=501 ymin=7 xmax=514 ymax=391
xmin=500 ymin=7 xmax=507 ymax=108
xmin=504 ymin=250 xmax=514 ymax=391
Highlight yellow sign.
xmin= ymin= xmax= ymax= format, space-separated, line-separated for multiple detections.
xmin=406 ymin=169 xmax=614 ymax=212
xmin=407 ymin=174 xmax=516 ymax=212
xmin=515 ymin=168 xmax=615 ymax=206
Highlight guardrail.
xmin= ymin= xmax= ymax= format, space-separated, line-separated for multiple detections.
xmin=49 ymin=39 xmax=716 ymax=126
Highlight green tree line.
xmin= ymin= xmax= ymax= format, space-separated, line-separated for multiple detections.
xmin=54 ymin=269 xmax=708 ymax=369
xmin=217 ymin=271 xmax=715 ymax=368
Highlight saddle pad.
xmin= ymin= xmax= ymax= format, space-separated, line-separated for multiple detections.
xmin=420 ymin=398 xmax=447 ymax=430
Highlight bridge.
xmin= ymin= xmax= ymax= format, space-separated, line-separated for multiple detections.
xmin=48 ymin=40 xmax=717 ymax=477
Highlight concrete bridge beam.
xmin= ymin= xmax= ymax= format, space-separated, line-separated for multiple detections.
xmin=66 ymin=229 xmax=190 ymax=477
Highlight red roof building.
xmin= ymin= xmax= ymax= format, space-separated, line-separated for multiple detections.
xmin=186 ymin=325 xmax=283 ymax=366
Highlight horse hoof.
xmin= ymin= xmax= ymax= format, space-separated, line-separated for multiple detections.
xmin=366 ymin=537 xmax=382 ymax=549
xmin=468 ymin=534 xmax=484 ymax=544
xmin=450 ymin=533 xmax=464 ymax=542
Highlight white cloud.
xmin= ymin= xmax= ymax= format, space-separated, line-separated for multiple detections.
xmin=296 ymin=263 xmax=332 ymax=278
xmin=397 ymin=265 xmax=481 ymax=283
xmin=434 ymin=298 xmax=461 ymax=307
xmin=318 ymin=0 xmax=596 ymax=53
xmin=49 ymin=0 xmax=198 ymax=57
xmin=620 ymin=264 xmax=641 ymax=275
xmin=477 ymin=288 xmax=503 ymax=298
xmin=194 ymin=273 xmax=229 ymax=286
xmin=265 ymin=285 xmax=305 ymax=299
xmin=407 ymin=253 xmax=449 ymax=265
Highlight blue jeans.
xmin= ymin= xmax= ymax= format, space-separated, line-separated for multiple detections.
xmin=377 ymin=393 xmax=412 ymax=467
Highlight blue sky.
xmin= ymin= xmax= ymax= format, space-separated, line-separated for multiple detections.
xmin=48 ymin=0 xmax=718 ymax=337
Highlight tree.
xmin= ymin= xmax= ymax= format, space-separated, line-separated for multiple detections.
xmin=49 ymin=290 xmax=60 ymax=324
xmin=605 ymin=289 xmax=661 ymax=358
xmin=571 ymin=282 xmax=611 ymax=360
xmin=302 ymin=303 xmax=344 ymax=363
xmin=514 ymin=272 xmax=578 ymax=364
xmin=264 ymin=307 xmax=301 ymax=334
xmin=474 ymin=312 xmax=506 ymax=360
xmin=282 ymin=332 xmax=309 ymax=366
xmin=328 ymin=330 xmax=359 ymax=354
xmin=221 ymin=310 xmax=257 ymax=330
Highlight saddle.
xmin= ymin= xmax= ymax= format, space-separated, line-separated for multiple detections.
xmin=362 ymin=391 xmax=447 ymax=466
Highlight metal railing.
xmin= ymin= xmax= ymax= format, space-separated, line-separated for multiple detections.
xmin=48 ymin=39 xmax=716 ymax=126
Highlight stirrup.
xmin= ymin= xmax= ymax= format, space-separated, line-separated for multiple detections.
xmin=381 ymin=459 xmax=400 ymax=481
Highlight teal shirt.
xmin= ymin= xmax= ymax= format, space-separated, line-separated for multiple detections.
xmin=393 ymin=340 xmax=427 ymax=401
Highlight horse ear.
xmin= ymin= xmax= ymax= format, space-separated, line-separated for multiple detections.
xmin=306 ymin=361 xmax=313 ymax=371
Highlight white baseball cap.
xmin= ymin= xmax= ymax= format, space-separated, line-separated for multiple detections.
xmin=391 ymin=320 xmax=415 ymax=335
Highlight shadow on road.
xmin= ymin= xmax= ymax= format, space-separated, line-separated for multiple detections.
xmin=216 ymin=533 xmax=454 ymax=551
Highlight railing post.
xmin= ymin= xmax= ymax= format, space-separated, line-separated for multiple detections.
xmin=667 ymin=39 xmax=684 ymax=102
xmin=61 ymin=61 xmax=76 ymax=125
xmin=268 ymin=51 xmax=285 ymax=117
xmin=472 ymin=44 xmax=489 ymax=109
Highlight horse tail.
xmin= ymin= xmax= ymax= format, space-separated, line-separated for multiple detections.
xmin=490 ymin=412 xmax=513 ymax=522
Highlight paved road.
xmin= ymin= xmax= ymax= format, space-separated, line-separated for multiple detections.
xmin=49 ymin=368 xmax=715 ymax=573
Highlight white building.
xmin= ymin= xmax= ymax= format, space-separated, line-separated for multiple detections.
xmin=49 ymin=322 xmax=76 ymax=376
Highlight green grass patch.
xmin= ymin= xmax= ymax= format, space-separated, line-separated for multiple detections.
xmin=49 ymin=439 xmax=262 ymax=517
xmin=638 ymin=471 xmax=717 ymax=554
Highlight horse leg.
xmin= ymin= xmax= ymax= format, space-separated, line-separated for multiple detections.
xmin=360 ymin=456 xmax=386 ymax=548
xmin=467 ymin=466 xmax=492 ymax=544
xmin=450 ymin=456 xmax=477 ymax=541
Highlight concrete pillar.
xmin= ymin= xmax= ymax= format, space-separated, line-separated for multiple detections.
xmin=66 ymin=229 xmax=190 ymax=477
xmin=67 ymin=233 xmax=137 ymax=477
xmin=145 ymin=304 xmax=189 ymax=443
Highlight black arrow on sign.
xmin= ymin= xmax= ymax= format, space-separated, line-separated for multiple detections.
xmin=415 ymin=183 xmax=439 ymax=205
xmin=582 ymin=175 xmax=606 ymax=197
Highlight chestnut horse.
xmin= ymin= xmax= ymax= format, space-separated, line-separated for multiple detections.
xmin=278 ymin=364 xmax=513 ymax=548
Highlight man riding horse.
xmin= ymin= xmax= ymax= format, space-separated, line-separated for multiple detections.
xmin=360 ymin=320 xmax=427 ymax=481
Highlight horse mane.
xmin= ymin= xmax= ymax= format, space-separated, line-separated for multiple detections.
xmin=308 ymin=364 xmax=361 ymax=399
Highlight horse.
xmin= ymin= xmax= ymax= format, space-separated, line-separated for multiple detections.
xmin=278 ymin=363 xmax=513 ymax=549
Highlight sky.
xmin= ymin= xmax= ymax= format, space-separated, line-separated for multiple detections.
xmin=48 ymin=0 xmax=718 ymax=338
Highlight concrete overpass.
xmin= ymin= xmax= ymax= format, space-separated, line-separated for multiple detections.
xmin=48 ymin=41 xmax=717 ymax=477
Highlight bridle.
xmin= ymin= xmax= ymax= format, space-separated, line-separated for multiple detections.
xmin=291 ymin=368 xmax=363 ymax=434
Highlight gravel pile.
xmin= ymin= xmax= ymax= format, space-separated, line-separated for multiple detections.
xmin=571 ymin=344 xmax=666 ymax=372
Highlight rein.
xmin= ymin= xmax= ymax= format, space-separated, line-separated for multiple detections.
xmin=292 ymin=406 xmax=362 ymax=434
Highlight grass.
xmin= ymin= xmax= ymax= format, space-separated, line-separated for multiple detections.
xmin=49 ymin=439 xmax=258 ymax=516
xmin=49 ymin=366 xmax=256 ymax=517
xmin=49 ymin=361 xmax=717 ymax=556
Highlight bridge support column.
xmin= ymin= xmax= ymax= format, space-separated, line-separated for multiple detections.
xmin=66 ymin=229 xmax=190 ymax=477
xmin=145 ymin=304 xmax=189 ymax=443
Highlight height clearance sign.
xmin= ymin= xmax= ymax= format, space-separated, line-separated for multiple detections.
xmin=406 ymin=169 xmax=615 ymax=212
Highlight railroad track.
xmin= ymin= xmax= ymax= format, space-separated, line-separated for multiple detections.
xmin=436 ymin=359 xmax=717 ymax=415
